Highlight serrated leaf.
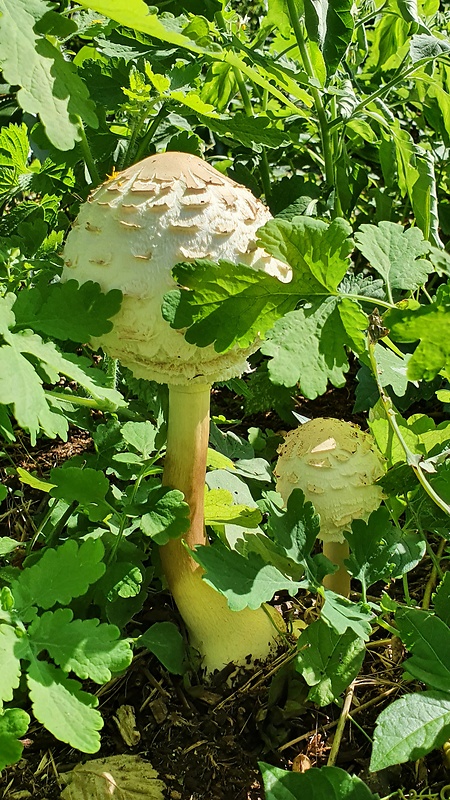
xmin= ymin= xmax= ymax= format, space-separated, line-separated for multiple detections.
xmin=162 ymin=217 xmax=353 ymax=354
xmin=137 ymin=622 xmax=185 ymax=674
xmin=49 ymin=467 xmax=110 ymax=522
xmin=29 ymin=609 xmax=132 ymax=684
xmin=0 ymin=0 xmax=98 ymax=150
xmin=11 ymin=539 xmax=105 ymax=616
xmin=266 ymin=488 xmax=322 ymax=586
xmin=295 ymin=618 xmax=365 ymax=706
xmin=27 ymin=659 xmax=102 ymax=753
xmin=205 ymin=112 xmax=290 ymax=152
xmin=0 ymin=708 xmax=30 ymax=771
xmin=191 ymin=539 xmax=301 ymax=611
xmin=304 ymin=0 xmax=354 ymax=77
xmin=13 ymin=281 xmax=122 ymax=342
xmin=370 ymin=691 xmax=450 ymax=770
xmin=355 ymin=222 xmax=432 ymax=292
xmin=139 ymin=486 xmax=190 ymax=544
xmin=0 ymin=624 xmax=27 ymax=702
xmin=384 ymin=284 xmax=450 ymax=381
xmin=434 ymin=573 xmax=450 ymax=626
xmin=396 ymin=607 xmax=450 ymax=692
xmin=260 ymin=763 xmax=378 ymax=800
xmin=344 ymin=507 xmax=425 ymax=590
xmin=373 ymin=344 xmax=410 ymax=397
xmin=60 ymin=754 xmax=166 ymax=800
xmin=321 ymin=591 xmax=373 ymax=641
xmin=121 ymin=421 xmax=157 ymax=459
xmin=204 ymin=487 xmax=261 ymax=527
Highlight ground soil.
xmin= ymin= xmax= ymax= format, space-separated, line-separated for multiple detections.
xmin=1 ymin=393 xmax=449 ymax=800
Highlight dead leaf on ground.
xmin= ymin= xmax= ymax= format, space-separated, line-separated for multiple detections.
xmin=60 ymin=754 xmax=166 ymax=800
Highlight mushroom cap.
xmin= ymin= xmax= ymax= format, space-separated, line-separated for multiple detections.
xmin=275 ymin=418 xmax=385 ymax=543
xmin=62 ymin=152 xmax=290 ymax=385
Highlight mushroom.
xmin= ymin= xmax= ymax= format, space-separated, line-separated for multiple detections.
xmin=62 ymin=152 xmax=290 ymax=672
xmin=275 ymin=418 xmax=385 ymax=597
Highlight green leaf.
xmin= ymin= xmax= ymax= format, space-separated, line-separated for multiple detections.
xmin=295 ymin=618 xmax=365 ymax=706
xmin=385 ymin=283 xmax=450 ymax=381
xmin=137 ymin=621 xmax=185 ymax=674
xmin=191 ymin=539 xmax=302 ymax=611
xmin=49 ymin=467 xmax=110 ymax=522
xmin=0 ymin=123 xmax=30 ymax=199
xmin=434 ymin=573 xmax=450 ymax=626
xmin=372 ymin=344 xmax=410 ymax=397
xmin=321 ymin=591 xmax=373 ymax=641
xmin=266 ymin=488 xmax=322 ymax=586
xmin=200 ymin=62 xmax=237 ymax=112
xmin=27 ymin=659 xmax=102 ymax=753
xmin=410 ymin=33 xmax=450 ymax=62
xmin=396 ymin=607 xmax=450 ymax=692
xmin=260 ymin=763 xmax=378 ymax=800
xmin=345 ymin=508 xmax=425 ymax=590
xmin=0 ymin=537 xmax=19 ymax=556
xmin=304 ymin=0 xmax=354 ymax=77
xmin=139 ymin=486 xmax=190 ymax=544
xmin=0 ymin=708 xmax=30 ymax=772
xmin=370 ymin=690 xmax=450 ymax=770
xmin=0 ymin=0 xmax=98 ymax=150
xmin=29 ymin=609 xmax=133 ymax=684
xmin=0 ymin=624 xmax=27 ymax=702
xmin=355 ymin=222 xmax=432 ymax=292
xmin=11 ymin=539 xmax=106 ymax=616
xmin=13 ymin=281 xmax=122 ymax=342
xmin=121 ymin=421 xmax=157 ymax=459
xmin=205 ymin=112 xmax=291 ymax=152
xmin=204 ymin=487 xmax=262 ymax=527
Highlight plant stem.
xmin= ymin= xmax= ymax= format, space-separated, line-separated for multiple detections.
xmin=285 ymin=0 xmax=335 ymax=192
xmin=327 ymin=681 xmax=355 ymax=766
xmin=76 ymin=118 xmax=100 ymax=187
xmin=422 ymin=537 xmax=446 ymax=610
xmin=323 ymin=540 xmax=351 ymax=597
xmin=134 ymin=105 xmax=167 ymax=162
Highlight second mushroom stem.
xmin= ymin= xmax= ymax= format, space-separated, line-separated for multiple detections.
xmin=322 ymin=540 xmax=351 ymax=598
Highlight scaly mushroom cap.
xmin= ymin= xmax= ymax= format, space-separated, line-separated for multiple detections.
xmin=275 ymin=418 xmax=385 ymax=543
xmin=62 ymin=152 xmax=290 ymax=385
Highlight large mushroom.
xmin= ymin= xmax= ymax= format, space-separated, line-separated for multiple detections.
xmin=62 ymin=152 xmax=289 ymax=672
xmin=275 ymin=418 xmax=385 ymax=597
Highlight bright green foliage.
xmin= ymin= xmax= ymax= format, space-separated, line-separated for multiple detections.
xmin=355 ymin=222 xmax=433 ymax=292
xmin=369 ymin=404 xmax=450 ymax=467
xmin=370 ymin=691 xmax=450 ymax=770
xmin=396 ymin=607 xmax=450 ymax=692
xmin=13 ymin=280 xmax=122 ymax=342
xmin=137 ymin=621 xmax=185 ymax=674
xmin=260 ymin=763 xmax=378 ymax=800
xmin=266 ymin=489 xmax=323 ymax=587
xmin=204 ymin=487 xmax=262 ymax=527
xmin=384 ymin=283 xmax=450 ymax=381
xmin=0 ymin=0 xmax=97 ymax=150
xmin=344 ymin=508 xmax=425 ymax=592
xmin=303 ymin=0 xmax=354 ymax=77
xmin=138 ymin=485 xmax=190 ymax=544
xmin=0 ymin=124 xmax=30 ymax=199
xmin=0 ymin=539 xmax=132 ymax=753
xmin=121 ymin=421 xmax=158 ymax=459
xmin=11 ymin=539 xmax=106 ymax=616
xmin=49 ymin=467 xmax=111 ymax=522
xmin=321 ymin=591 xmax=373 ymax=641
xmin=0 ymin=708 xmax=30 ymax=772
xmin=295 ymin=618 xmax=365 ymax=706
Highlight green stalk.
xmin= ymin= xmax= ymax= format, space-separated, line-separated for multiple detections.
xmin=76 ymin=118 xmax=100 ymax=187
xmin=285 ymin=0 xmax=335 ymax=193
xmin=135 ymin=105 xmax=167 ymax=163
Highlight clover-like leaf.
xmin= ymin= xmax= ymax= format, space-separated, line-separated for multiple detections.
xmin=139 ymin=486 xmax=190 ymax=544
xmin=0 ymin=708 xmax=30 ymax=772
xmin=355 ymin=221 xmax=432 ymax=292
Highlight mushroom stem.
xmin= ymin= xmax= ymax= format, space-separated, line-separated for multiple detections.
xmin=322 ymin=540 xmax=351 ymax=598
xmin=160 ymin=384 xmax=283 ymax=672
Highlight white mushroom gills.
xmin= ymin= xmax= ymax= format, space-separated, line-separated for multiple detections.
xmin=275 ymin=418 xmax=385 ymax=596
xmin=63 ymin=152 xmax=288 ymax=672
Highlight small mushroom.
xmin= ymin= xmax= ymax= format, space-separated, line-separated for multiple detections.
xmin=63 ymin=152 xmax=290 ymax=672
xmin=275 ymin=418 xmax=385 ymax=597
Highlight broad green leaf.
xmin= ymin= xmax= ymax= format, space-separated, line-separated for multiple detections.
xmin=29 ymin=609 xmax=132 ymax=684
xmin=434 ymin=573 xmax=450 ymax=626
xmin=295 ymin=619 xmax=365 ymax=706
xmin=369 ymin=402 xmax=450 ymax=466
xmin=0 ymin=0 xmax=98 ymax=150
xmin=0 ymin=537 xmax=19 ymax=557
xmin=355 ymin=222 xmax=432 ymax=292
xmin=13 ymin=281 xmax=122 ymax=342
xmin=205 ymin=113 xmax=291 ymax=152
xmin=49 ymin=467 xmax=110 ymax=522
xmin=204 ymin=487 xmax=261 ymax=527
xmin=0 ymin=624 xmax=26 ymax=702
xmin=16 ymin=467 xmax=55 ymax=492
xmin=0 ymin=123 xmax=30 ymax=198
xmin=396 ymin=607 xmax=450 ymax=692
xmin=139 ymin=486 xmax=190 ymax=544
xmin=265 ymin=0 xmax=294 ymax=38
xmin=304 ymin=0 xmax=354 ymax=77
xmin=321 ymin=591 xmax=373 ymax=641
xmin=266 ymin=489 xmax=323 ymax=586
xmin=11 ymin=539 xmax=106 ymax=616
xmin=345 ymin=508 xmax=425 ymax=590
xmin=410 ymin=33 xmax=450 ymax=62
xmin=191 ymin=539 xmax=302 ymax=611
xmin=0 ymin=708 xmax=30 ymax=772
xmin=260 ymin=763 xmax=378 ymax=800
xmin=373 ymin=344 xmax=410 ymax=397
xmin=137 ymin=621 xmax=185 ymax=674
xmin=27 ymin=659 xmax=102 ymax=753
xmin=370 ymin=690 xmax=450 ymax=770
xmin=385 ymin=283 xmax=450 ymax=381
xmin=121 ymin=421 xmax=157 ymax=459
xmin=200 ymin=62 xmax=237 ymax=112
